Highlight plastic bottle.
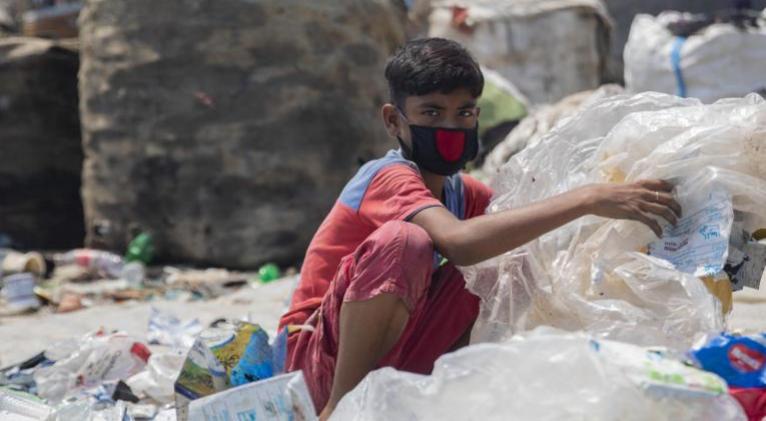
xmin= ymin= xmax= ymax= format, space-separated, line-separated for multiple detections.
xmin=121 ymin=261 xmax=146 ymax=287
xmin=125 ymin=232 xmax=154 ymax=264
xmin=54 ymin=249 xmax=124 ymax=278
xmin=258 ymin=263 xmax=280 ymax=283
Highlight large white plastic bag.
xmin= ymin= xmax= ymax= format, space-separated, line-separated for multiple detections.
xmin=624 ymin=12 xmax=766 ymax=103
xmin=331 ymin=329 xmax=745 ymax=421
xmin=462 ymin=92 xmax=766 ymax=349
xmin=428 ymin=0 xmax=611 ymax=104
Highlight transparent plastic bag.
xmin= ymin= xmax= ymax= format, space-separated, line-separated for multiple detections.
xmin=332 ymin=329 xmax=746 ymax=421
xmin=463 ymin=92 xmax=766 ymax=348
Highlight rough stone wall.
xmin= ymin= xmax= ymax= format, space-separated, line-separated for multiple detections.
xmin=79 ymin=0 xmax=406 ymax=268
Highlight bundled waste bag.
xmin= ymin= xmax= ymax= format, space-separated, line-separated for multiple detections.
xmin=462 ymin=92 xmax=766 ymax=349
xmin=428 ymin=0 xmax=612 ymax=104
xmin=625 ymin=11 xmax=766 ymax=103
xmin=332 ymin=329 xmax=746 ymax=421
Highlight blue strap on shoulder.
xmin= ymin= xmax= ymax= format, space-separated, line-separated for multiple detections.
xmin=670 ymin=36 xmax=688 ymax=98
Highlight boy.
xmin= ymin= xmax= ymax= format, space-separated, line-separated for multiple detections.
xmin=279 ymin=38 xmax=680 ymax=419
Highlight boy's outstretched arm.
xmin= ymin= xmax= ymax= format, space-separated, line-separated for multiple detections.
xmin=412 ymin=179 xmax=682 ymax=267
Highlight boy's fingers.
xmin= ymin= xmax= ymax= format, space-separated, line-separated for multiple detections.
xmin=655 ymin=193 xmax=682 ymax=218
xmin=643 ymin=190 xmax=682 ymax=217
xmin=638 ymin=179 xmax=674 ymax=192
xmin=634 ymin=212 xmax=663 ymax=237
xmin=664 ymin=196 xmax=682 ymax=218
xmin=640 ymin=202 xmax=678 ymax=226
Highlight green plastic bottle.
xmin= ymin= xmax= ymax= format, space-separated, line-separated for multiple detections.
xmin=258 ymin=263 xmax=280 ymax=283
xmin=125 ymin=232 xmax=154 ymax=264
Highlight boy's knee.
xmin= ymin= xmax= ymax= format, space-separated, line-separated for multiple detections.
xmin=374 ymin=220 xmax=433 ymax=264
xmin=346 ymin=221 xmax=435 ymax=310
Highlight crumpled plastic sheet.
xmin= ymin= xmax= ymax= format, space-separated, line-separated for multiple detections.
xmin=126 ymin=350 xmax=186 ymax=405
xmin=146 ymin=307 xmax=203 ymax=350
xmin=332 ymin=329 xmax=746 ymax=421
xmin=462 ymin=92 xmax=766 ymax=349
xmin=49 ymin=399 xmax=132 ymax=421
xmin=33 ymin=331 xmax=149 ymax=403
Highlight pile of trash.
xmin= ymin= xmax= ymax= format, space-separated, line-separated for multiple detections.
xmin=0 ymin=233 xmax=289 ymax=317
xmin=333 ymin=328 xmax=760 ymax=421
xmin=463 ymin=91 xmax=766 ymax=350
xmin=0 ymin=305 xmax=316 ymax=421
xmin=0 ymin=230 xmax=311 ymax=419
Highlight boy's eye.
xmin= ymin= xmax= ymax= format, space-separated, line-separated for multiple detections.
xmin=422 ymin=109 xmax=440 ymax=117
xmin=459 ymin=110 xmax=475 ymax=117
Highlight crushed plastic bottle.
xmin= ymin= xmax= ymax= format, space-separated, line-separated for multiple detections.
xmin=54 ymin=249 xmax=125 ymax=278
xmin=0 ymin=387 xmax=53 ymax=420
xmin=125 ymin=232 xmax=154 ymax=265
xmin=54 ymin=249 xmax=145 ymax=285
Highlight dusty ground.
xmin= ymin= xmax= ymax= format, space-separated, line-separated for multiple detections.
xmin=1 ymin=277 xmax=764 ymax=368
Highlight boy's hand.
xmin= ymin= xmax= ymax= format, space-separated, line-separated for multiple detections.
xmin=582 ymin=180 xmax=682 ymax=237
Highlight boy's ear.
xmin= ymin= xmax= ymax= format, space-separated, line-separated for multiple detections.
xmin=381 ymin=103 xmax=402 ymax=138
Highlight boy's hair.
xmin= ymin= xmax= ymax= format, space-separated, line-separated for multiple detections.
xmin=384 ymin=38 xmax=484 ymax=108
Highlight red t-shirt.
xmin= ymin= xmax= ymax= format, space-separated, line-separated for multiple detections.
xmin=279 ymin=152 xmax=493 ymax=329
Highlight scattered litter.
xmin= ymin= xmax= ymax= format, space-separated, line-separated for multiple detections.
xmin=56 ymin=291 xmax=84 ymax=313
xmin=174 ymin=322 xmax=287 ymax=420
xmin=126 ymin=402 xmax=158 ymax=419
xmin=690 ymin=332 xmax=766 ymax=388
xmin=147 ymin=307 xmax=203 ymax=349
xmin=1 ymin=250 xmax=46 ymax=276
xmin=48 ymin=398 xmax=132 ymax=421
xmin=164 ymin=267 xmax=248 ymax=299
xmin=54 ymin=249 xmax=126 ymax=279
xmin=0 ymin=273 xmax=40 ymax=315
xmin=188 ymin=371 xmax=316 ymax=421
xmin=258 ymin=263 xmax=281 ymax=283
xmin=0 ymin=387 xmax=53 ymax=421
xmin=34 ymin=330 xmax=151 ymax=403
xmin=729 ymin=387 xmax=766 ymax=421
xmin=111 ymin=380 xmax=139 ymax=404
xmin=125 ymin=233 xmax=155 ymax=265
xmin=126 ymin=350 xmax=186 ymax=405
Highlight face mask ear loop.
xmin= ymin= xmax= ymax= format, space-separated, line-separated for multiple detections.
xmin=395 ymin=106 xmax=409 ymax=121
xmin=394 ymin=107 xmax=414 ymax=159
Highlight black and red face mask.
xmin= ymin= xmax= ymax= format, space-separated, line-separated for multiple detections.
xmin=396 ymin=113 xmax=479 ymax=176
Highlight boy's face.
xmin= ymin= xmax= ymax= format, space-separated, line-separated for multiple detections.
xmin=382 ymin=87 xmax=479 ymax=149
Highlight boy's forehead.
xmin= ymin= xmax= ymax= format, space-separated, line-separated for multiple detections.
xmin=404 ymin=88 xmax=478 ymax=110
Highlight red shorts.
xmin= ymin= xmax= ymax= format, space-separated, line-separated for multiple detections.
xmin=286 ymin=221 xmax=480 ymax=412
